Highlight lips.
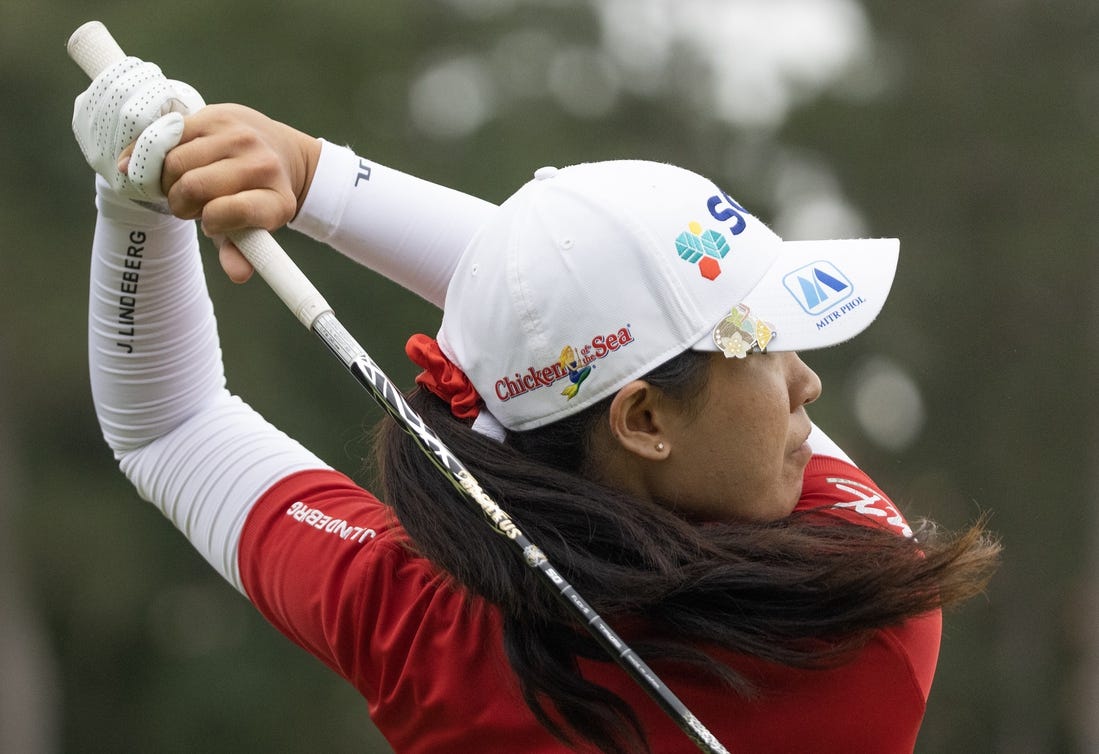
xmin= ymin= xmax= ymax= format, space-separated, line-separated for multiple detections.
xmin=789 ymin=424 xmax=812 ymax=460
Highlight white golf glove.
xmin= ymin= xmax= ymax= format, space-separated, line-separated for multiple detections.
xmin=73 ymin=56 xmax=205 ymax=204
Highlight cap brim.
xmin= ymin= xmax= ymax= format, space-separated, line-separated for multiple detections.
xmin=694 ymin=238 xmax=899 ymax=353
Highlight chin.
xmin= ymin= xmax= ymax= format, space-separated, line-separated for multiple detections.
xmin=774 ymin=481 xmax=803 ymax=519
xmin=744 ymin=494 xmax=799 ymax=523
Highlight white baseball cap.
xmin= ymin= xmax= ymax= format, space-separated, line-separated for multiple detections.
xmin=438 ymin=160 xmax=898 ymax=432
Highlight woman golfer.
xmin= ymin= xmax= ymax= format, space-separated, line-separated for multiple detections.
xmin=72 ymin=57 xmax=998 ymax=753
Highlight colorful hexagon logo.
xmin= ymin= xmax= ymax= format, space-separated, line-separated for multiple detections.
xmin=674 ymin=221 xmax=730 ymax=280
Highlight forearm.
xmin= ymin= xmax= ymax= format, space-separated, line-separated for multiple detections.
xmin=89 ymin=177 xmax=223 ymax=450
xmin=89 ymin=180 xmax=327 ymax=590
xmin=289 ymin=140 xmax=496 ymax=308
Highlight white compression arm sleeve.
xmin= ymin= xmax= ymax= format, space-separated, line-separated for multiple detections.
xmin=89 ymin=178 xmax=328 ymax=592
xmin=288 ymin=140 xmax=496 ymax=308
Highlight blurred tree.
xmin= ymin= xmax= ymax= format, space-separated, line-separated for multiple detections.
xmin=0 ymin=353 xmax=59 ymax=753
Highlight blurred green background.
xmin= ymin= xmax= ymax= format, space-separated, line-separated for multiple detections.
xmin=2 ymin=0 xmax=1097 ymax=751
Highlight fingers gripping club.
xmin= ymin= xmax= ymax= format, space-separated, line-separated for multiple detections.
xmin=68 ymin=21 xmax=331 ymax=330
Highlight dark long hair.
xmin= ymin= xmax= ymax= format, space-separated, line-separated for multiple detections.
xmin=375 ymin=350 xmax=999 ymax=753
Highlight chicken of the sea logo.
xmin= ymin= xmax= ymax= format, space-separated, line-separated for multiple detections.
xmin=558 ymin=345 xmax=592 ymax=399
xmin=674 ymin=221 xmax=731 ymax=280
xmin=493 ymin=326 xmax=634 ymax=404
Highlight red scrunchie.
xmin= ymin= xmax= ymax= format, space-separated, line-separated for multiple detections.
xmin=405 ymin=334 xmax=483 ymax=420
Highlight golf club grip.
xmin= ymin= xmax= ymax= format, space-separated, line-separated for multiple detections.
xmin=67 ymin=21 xmax=332 ymax=330
xmin=67 ymin=20 xmax=125 ymax=77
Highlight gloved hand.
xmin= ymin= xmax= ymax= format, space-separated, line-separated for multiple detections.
xmin=72 ymin=56 xmax=205 ymax=204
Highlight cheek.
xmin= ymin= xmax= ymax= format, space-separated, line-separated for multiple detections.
xmin=727 ymin=392 xmax=799 ymax=516
xmin=731 ymin=393 xmax=789 ymax=459
xmin=691 ymin=425 xmax=786 ymax=518
xmin=680 ymin=366 xmax=798 ymax=520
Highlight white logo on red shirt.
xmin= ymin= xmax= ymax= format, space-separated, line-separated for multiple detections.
xmin=825 ymin=477 xmax=913 ymax=538
xmin=286 ymin=501 xmax=377 ymax=543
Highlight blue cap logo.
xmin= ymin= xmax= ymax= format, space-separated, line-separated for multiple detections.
xmin=782 ymin=262 xmax=853 ymax=315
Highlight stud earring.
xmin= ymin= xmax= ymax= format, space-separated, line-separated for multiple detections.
xmin=656 ymin=442 xmax=665 ymax=452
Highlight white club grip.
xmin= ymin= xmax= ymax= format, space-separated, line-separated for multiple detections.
xmin=67 ymin=21 xmax=333 ymax=330
xmin=67 ymin=21 xmax=125 ymax=78
xmin=232 ymin=229 xmax=331 ymax=328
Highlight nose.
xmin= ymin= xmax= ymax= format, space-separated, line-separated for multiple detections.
xmin=790 ymin=353 xmax=822 ymax=408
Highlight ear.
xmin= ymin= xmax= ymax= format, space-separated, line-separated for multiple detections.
xmin=606 ymin=380 xmax=672 ymax=461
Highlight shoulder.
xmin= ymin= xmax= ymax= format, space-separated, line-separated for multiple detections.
xmin=236 ymin=469 xmax=425 ymax=627
xmin=797 ymin=455 xmax=914 ymax=538
xmin=240 ymin=467 xmax=402 ymax=549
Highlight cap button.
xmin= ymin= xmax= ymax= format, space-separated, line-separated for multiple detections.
xmin=534 ymin=166 xmax=558 ymax=181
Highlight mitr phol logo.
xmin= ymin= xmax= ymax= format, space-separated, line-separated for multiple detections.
xmin=782 ymin=262 xmax=853 ymax=315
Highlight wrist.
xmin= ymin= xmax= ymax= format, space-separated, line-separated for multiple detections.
xmin=294 ymin=133 xmax=322 ymax=221
xmin=95 ymin=175 xmax=189 ymax=229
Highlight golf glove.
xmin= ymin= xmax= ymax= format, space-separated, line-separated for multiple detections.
xmin=73 ymin=56 xmax=205 ymax=204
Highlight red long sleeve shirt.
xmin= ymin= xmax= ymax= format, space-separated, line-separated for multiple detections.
xmin=238 ymin=454 xmax=940 ymax=753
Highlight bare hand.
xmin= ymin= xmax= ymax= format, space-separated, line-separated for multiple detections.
xmin=120 ymin=104 xmax=321 ymax=283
